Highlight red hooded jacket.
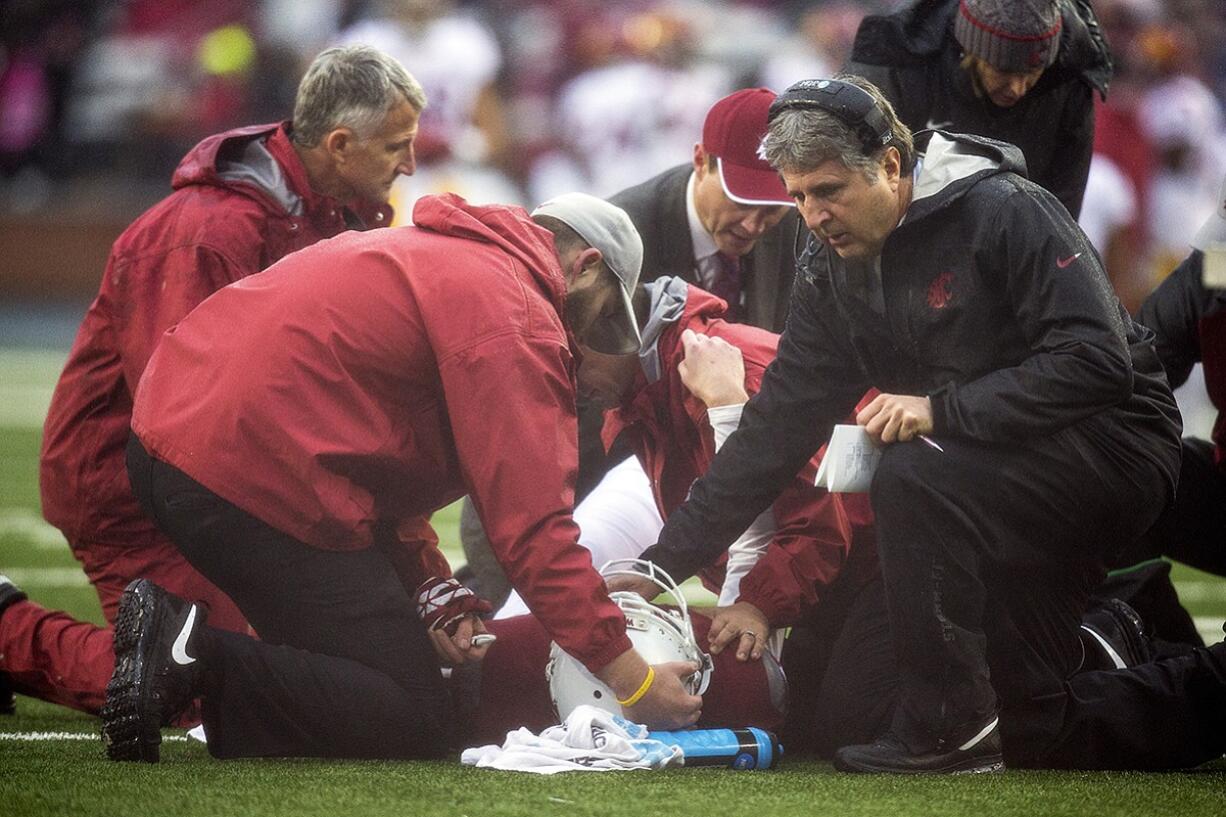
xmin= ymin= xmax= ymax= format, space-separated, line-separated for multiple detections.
xmin=130 ymin=194 xmax=632 ymax=672
xmin=603 ymin=282 xmax=877 ymax=626
xmin=40 ymin=122 xmax=392 ymax=547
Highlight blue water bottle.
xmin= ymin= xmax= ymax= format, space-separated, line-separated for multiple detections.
xmin=646 ymin=727 xmax=782 ymax=770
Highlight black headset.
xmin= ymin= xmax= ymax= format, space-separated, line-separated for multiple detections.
xmin=767 ymin=78 xmax=893 ymax=156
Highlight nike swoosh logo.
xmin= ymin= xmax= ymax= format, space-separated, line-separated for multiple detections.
xmin=171 ymin=605 xmax=198 ymax=665
xmin=925 ymin=119 xmax=952 ymax=130
xmin=1056 ymin=252 xmax=1082 ymax=268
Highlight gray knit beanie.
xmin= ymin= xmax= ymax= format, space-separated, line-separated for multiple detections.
xmin=954 ymin=0 xmax=1062 ymax=73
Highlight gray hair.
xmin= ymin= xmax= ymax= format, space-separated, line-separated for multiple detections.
xmin=291 ymin=46 xmax=427 ymax=147
xmin=761 ymin=74 xmax=914 ymax=182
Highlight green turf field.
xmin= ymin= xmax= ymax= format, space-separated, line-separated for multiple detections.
xmin=2 ymin=349 xmax=1224 ymax=817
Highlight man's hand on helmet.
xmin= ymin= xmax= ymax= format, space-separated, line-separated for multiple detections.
xmin=708 ymin=601 xmax=770 ymax=662
xmin=597 ymin=649 xmax=702 ymax=729
xmin=625 ymin=661 xmax=705 ymax=729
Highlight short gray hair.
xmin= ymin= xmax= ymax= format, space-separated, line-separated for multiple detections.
xmin=291 ymin=46 xmax=427 ymax=147
xmin=761 ymin=74 xmax=914 ymax=182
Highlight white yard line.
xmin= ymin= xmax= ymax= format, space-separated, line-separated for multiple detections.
xmin=1 ymin=567 xmax=90 ymax=587
xmin=0 ymin=731 xmax=187 ymax=742
xmin=0 ymin=507 xmax=68 ymax=550
xmin=1171 ymin=581 xmax=1226 ymax=602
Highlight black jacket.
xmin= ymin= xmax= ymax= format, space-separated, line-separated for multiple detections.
xmin=1138 ymin=249 xmax=1226 ymax=456
xmin=609 ymin=164 xmax=801 ymax=333
xmin=643 ymin=130 xmax=1181 ymax=581
xmin=845 ymin=0 xmax=1112 ymax=219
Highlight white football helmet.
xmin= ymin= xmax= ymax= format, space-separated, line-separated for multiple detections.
xmin=546 ymin=558 xmax=713 ymax=721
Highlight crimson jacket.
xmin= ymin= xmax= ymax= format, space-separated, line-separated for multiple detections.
xmin=40 ymin=122 xmax=392 ymax=547
xmin=602 ymin=279 xmax=877 ymax=626
xmin=131 ymin=194 xmax=632 ymax=672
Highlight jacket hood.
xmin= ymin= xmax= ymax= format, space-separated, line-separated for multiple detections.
xmin=171 ymin=122 xmax=394 ymax=226
xmin=850 ymin=0 xmax=1112 ymax=98
xmin=413 ymin=193 xmax=569 ymax=317
xmin=639 ymin=277 xmax=728 ymax=384
xmin=904 ymin=130 xmax=1027 ymax=224
xmin=172 ymin=122 xmax=294 ymax=207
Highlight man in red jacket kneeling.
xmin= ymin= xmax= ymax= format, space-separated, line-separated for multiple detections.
xmin=106 ymin=192 xmax=703 ymax=762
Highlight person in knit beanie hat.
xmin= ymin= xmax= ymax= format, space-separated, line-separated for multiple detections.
xmin=955 ymin=0 xmax=1062 ymax=75
xmin=954 ymin=0 xmax=1063 ymax=108
xmin=845 ymin=0 xmax=1113 ymax=219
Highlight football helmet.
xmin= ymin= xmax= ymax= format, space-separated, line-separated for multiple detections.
xmin=547 ymin=558 xmax=713 ymax=721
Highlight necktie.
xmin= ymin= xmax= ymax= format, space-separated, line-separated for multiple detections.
xmin=709 ymin=252 xmax=744 ymax=322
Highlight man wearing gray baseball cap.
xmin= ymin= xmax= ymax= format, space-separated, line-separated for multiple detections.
xmin=104 ymin=190 xmax=699 ymax=762
xmin=533 ymin=192 xmax=643 ymax=356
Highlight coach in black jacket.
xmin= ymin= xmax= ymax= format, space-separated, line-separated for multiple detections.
xmin=629 ymin=76 xmax=1226 ymax=772
xmin=610 ymin=88 xmax=799 ymax=334
xmin=845 ymin=0 xmax=1111 ymax=219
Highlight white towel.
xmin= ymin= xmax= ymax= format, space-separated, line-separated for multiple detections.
xmin=460 ymin=705 xmax=683 ymax=774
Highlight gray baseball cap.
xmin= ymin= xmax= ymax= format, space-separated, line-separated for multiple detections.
xmin=532 ymin=192 xmax=643 ymax=354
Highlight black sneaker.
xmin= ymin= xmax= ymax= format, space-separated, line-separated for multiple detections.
xmin=834 ymin=717 xmax=1005 ymax=774
xmin=101 ymin=580 xmax=208 ymax=762
xmin=1078 ymin=598 xmax=1152 ymax=672
xmin=0 ymin=573 xmax=28 ymax=716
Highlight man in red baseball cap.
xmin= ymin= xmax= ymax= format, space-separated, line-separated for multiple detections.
xmin=458 ymin=89 xmax=803 ymax=608
xmin=610 ymin=88 xmax=798 ymax=332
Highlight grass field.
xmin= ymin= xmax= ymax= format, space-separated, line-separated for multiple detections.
xmin=2 ymin=348 xmax=1225 ymax=817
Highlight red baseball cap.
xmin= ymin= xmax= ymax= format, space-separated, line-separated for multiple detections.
xmin=702 ymin=88 xmax=793 ymax=207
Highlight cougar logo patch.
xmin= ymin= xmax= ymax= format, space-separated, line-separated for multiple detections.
xmin=926 ymin=271 xmax=955 ymax=309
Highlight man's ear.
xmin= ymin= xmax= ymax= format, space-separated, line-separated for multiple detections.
xmin=323 ymin=128 xmax=355 ymax=164
xmin=570 ymin=246 xmax=603 ymax=279
xmin=692 ymin=143 xmax=708 ymax=177
xmin=883 ymin=146 xmax=901 ymax=184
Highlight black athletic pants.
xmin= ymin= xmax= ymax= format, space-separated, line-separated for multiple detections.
xmin=869 ymin=425 xmax=1226 ymax=769
xmin=780 ymin=575 xmax=898 ymax=758
xmin=127 ymin=436 xmax=452 ymax=759
xmin=1099 ymin=437 xmax=1226 ymax=645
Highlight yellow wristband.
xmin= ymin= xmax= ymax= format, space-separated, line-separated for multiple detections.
xmin=616 ymin=666 xmax=655 ymax=707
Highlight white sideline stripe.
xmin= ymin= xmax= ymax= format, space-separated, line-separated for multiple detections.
xmin=0 ymin=731 xmax=188 ymax=742
xmin=0 ymin=507 xmax=68 ymax=550
xmin=0 ymin=385 xmax=54 ymax=428
xmin=2 ymin=567 xmax=90 ymax=587
xmin=1194 ymin=616 xmax=1222 ymax=646
xmin=1173 ymin=581 xmax=1226 ymax=602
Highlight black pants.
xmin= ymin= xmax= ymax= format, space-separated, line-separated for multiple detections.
xmin=870 ymin=426 xmax=1226 ymax=769
xmin=126 ymin=436 xmax=452 ymax=759
xmin=1101 ymin=438 xmax=1226 ymax=645
xmin=780 ymin=575 xmax=898 ymax=758
xmin=1131 ymin=437 xmax=1226 ymax=576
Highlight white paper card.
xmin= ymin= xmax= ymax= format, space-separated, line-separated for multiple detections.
xmin=814 ymin=424 xmax=883 ymax=493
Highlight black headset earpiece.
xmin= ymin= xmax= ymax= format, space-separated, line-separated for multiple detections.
xmin=767 ymin=78 xmax=893 ymax=155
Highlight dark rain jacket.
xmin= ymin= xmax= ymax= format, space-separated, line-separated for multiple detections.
xmin=643 ymin=130 xmax=1182 ymax=581
xmin=845 ymin=0 xmax=1112 ymax=218
xmin=1139 ymin=250 xmax=1226 ymax=464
